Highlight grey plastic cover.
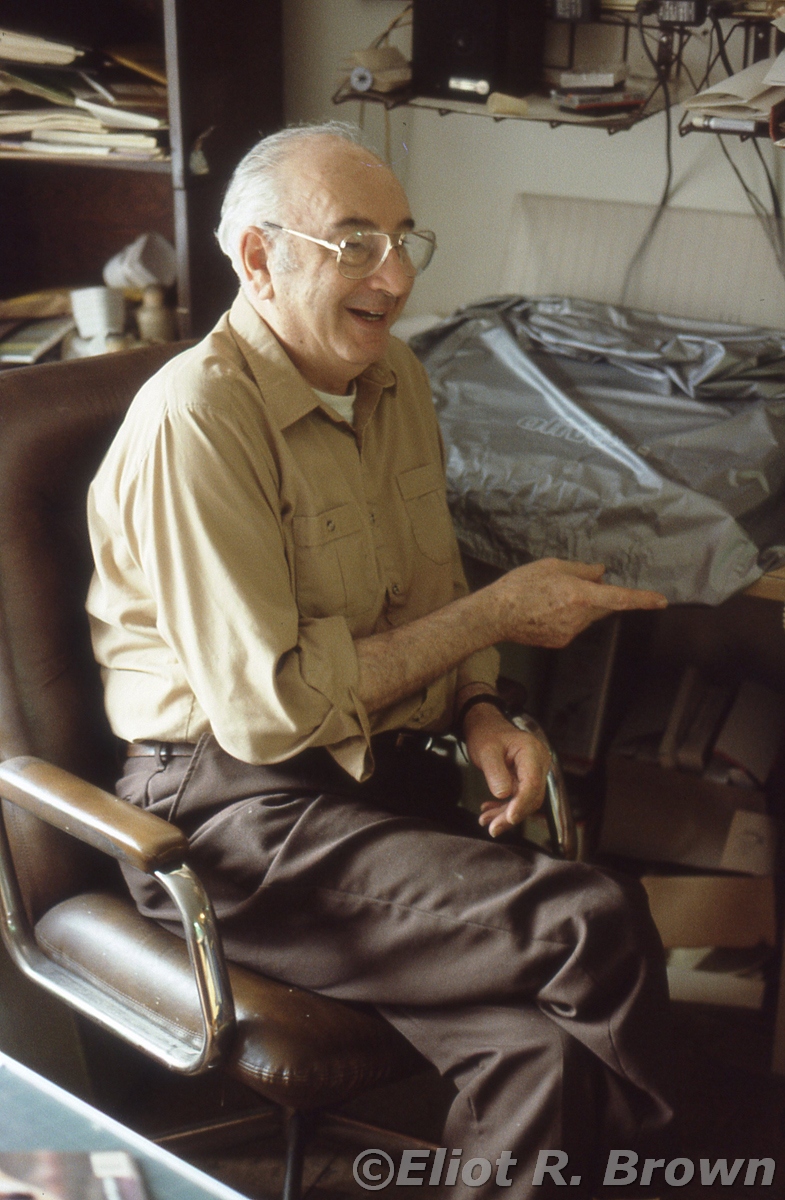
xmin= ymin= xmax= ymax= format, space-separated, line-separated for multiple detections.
xmin=410 ymin=296 xmax=785 ymax=605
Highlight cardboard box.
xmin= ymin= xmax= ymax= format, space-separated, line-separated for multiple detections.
xmin=600 ymin=755 xmax=776 ymax=874
xmin=641 ymin=873 xmax=777 ymax=948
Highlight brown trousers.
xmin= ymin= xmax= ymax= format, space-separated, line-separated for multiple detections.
xmin=119 ymin=734 xmax=676 ymax=1199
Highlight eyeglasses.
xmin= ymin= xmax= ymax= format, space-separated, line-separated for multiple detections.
xmin=262 ymin=223 xmax=437 ymax=280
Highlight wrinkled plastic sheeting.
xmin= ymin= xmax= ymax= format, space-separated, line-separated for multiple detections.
xmin=410 ymin=296 xmax=785 ymax=605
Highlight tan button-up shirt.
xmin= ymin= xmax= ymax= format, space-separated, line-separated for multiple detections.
xmin=87 ymin=292 xmax=499 ymax=781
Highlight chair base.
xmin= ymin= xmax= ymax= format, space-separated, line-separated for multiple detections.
xmin=154 ymin=1105 xmax=439 ymax=1200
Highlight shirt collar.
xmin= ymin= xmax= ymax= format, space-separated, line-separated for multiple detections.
xmin=227 ymin=291 xmax=397 ymax=431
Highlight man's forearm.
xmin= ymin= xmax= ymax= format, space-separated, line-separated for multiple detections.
xmin=354 ymin=589 xmax=498 ymax=714
xmin=353 ymin=558 xmax=669 ymax=716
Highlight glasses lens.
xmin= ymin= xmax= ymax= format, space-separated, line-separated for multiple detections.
xmin=336 ymin=230 xmax=437 ymax=279
xmin=337 ymin=231 xmax=387 ymax=279
xmin=398 ymin=231 xmax=436 ymax=276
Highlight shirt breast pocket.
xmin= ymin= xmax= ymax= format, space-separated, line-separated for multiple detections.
xmin=292 ymin=502 xmax=374 ymax=619
xmin=397 ymin=463 xmax=454 ymax=565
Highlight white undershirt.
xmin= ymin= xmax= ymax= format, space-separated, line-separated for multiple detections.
xmin=314 ymin=383 xmax=357 ymax=426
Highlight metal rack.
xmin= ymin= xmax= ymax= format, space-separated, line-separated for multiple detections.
xmin=334 ymin=8 xmax=781 ymax=138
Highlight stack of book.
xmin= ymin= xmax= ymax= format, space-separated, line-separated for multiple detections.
xmin=599 ymin=668 xmax=785 ymax=1009
xmin=0 ymin=27 xmax=168 ymax=162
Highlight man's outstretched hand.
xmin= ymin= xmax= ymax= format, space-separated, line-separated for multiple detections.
xmin=489 ymin=559 xmax=668 ymax=649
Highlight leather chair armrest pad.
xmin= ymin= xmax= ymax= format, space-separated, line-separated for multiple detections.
xmin=0 ymin=756 xmax=188 ymax=872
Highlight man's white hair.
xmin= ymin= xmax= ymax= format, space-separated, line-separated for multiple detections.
xmin=216 ymin=121 xmax=365 ymax=279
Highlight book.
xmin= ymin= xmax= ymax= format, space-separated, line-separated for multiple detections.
xmin=78 ymin=79 xmax=168 ymax=115
xmin=0 ymin=29 xmax=83 ymax=67
xmin=0 ymin=1151 xmax=149 ymax=1200
xmin=0 ymin=139 xmax=111 ymax=157
xmin=558 ymin=67 xmax=626 ymax=91
xmin=0 ymin=68 xmax=167 ymax=129
xmin=0 ymin=316 xmax=75 ymax=364
xmin=31 ymin=128 xmax=160 ymax=150
xmin=552 ymin=89 xmax=646 ymax=114
xmin=0 ymin=108 xmax=107 ymax=136
xmin=0 ymin=289 xmax=72 ymax=320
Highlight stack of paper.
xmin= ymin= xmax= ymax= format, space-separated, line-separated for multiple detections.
xmin=682 ymin=55 xmax=785 ymax=131
xmin=0 ymin=27 xmax=82 ymax=66
xmin=0 ymin=48 xmax=168 ymax=161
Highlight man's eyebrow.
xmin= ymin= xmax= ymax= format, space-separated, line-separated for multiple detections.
xmin=330 ymin=216 xmax=416 ymax=233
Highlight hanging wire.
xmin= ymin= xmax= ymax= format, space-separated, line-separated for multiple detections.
xmin=710 ymin=11 xmax=735 ymax=75
xmin=620 ymin=5 xmax=674 ymax=303
xmin=717 ymin=135 xmax=785 ymax=280
xmin=371 ymin=3 xmax=413 ymax=49
xmin=703 ymin=10 xmax=785 ymax=277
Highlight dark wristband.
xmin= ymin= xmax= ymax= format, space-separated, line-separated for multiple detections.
xmin=455 ymin=692 xmax=512 ymax=739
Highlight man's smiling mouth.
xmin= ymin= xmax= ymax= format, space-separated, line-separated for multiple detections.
xmin=347 ymin=307 xmax=388 ymax=323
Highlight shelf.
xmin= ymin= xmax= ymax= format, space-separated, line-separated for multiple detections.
xmin=0 ymin=150 xmax=171 ymax=173
xmin=334 ymin=74 xmax=696 ymax=135
xmin=745 ymin=565 xmax=785 ymax=603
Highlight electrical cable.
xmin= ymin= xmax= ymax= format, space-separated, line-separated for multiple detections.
xmin=621 ymin=4 xmax=674 ymax=303
xmin=707 ymin=9 xmax=785 ymax=271
xmin=753 ymin=138 xmax=782 ymax=221
xmin=372 ymin=3 xmax=413 ymax=49
xmin=695 ymin=19 xmax=744 ymax=92
xmin=751 ymin=138 xmax=784 ymax=261
xmin=717 ymin=135 xmax=785 ymax=280
xmin=710 ymin=12 xmax=734 ymax=76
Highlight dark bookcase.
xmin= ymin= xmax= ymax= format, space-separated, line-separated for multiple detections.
xmin=0 ymin=0 xmax=283 ymax=336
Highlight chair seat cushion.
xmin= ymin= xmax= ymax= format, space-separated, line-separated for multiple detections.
xmin=35 ymin=891 xmax=425 ymax=1110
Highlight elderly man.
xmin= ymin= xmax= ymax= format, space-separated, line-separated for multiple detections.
xmin=87 ymin=122 xmax=675 ymax=1197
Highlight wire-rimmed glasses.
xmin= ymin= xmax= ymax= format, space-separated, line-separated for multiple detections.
xmin=262 ymin=223 xmax=437 ymax=279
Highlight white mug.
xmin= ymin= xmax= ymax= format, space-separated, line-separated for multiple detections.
xmin=70 ymin=287 xmax=126 ymax=339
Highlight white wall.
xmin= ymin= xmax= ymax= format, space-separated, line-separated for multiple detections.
xmin=283 ymin=0 xmax=783 ymax=315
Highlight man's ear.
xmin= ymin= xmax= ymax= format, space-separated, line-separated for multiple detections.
xmin=239 ymin=227 xmax=274 ymax=301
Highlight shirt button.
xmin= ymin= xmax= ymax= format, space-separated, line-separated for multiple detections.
xmin=326 ymin=518 xmax=336 ymax=532
xmin=391 ymin=583 xmax=401 ymax=595
xmin=369 ymin=511 xmax=376 ymax=524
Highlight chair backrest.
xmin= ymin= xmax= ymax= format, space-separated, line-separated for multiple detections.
xmin=0 ymin=343 xmax=189 ymax=921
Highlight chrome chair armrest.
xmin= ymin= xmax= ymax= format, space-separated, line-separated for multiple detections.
xmin=0 ymin=755 xmax=235 ymax=1074
xmin=510 ymin=717 xmax=578 ymax=861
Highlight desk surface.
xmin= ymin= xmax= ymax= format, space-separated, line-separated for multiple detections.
xmin=746 ymin=566 xmax=785 ymax=604
xmin=0 ymin=1051 xmax=250 ymax=1200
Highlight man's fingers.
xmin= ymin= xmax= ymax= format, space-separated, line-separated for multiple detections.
xmin=476 ymin=746 xmax=515 ymax=801
xmin=586 ymin=582 xmax=668 ymax=612
xmin=557 ymin=560 xmax=607 ymax=581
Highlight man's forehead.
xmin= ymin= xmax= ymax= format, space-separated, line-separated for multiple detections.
xmin=329 ymin=214 xmax=416 ymax=235
xmin=278 ymin=139 xmax=412 ymax=229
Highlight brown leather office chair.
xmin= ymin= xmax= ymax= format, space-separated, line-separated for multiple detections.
xmin=0 ymin=346 xmax=430 ymax=1200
